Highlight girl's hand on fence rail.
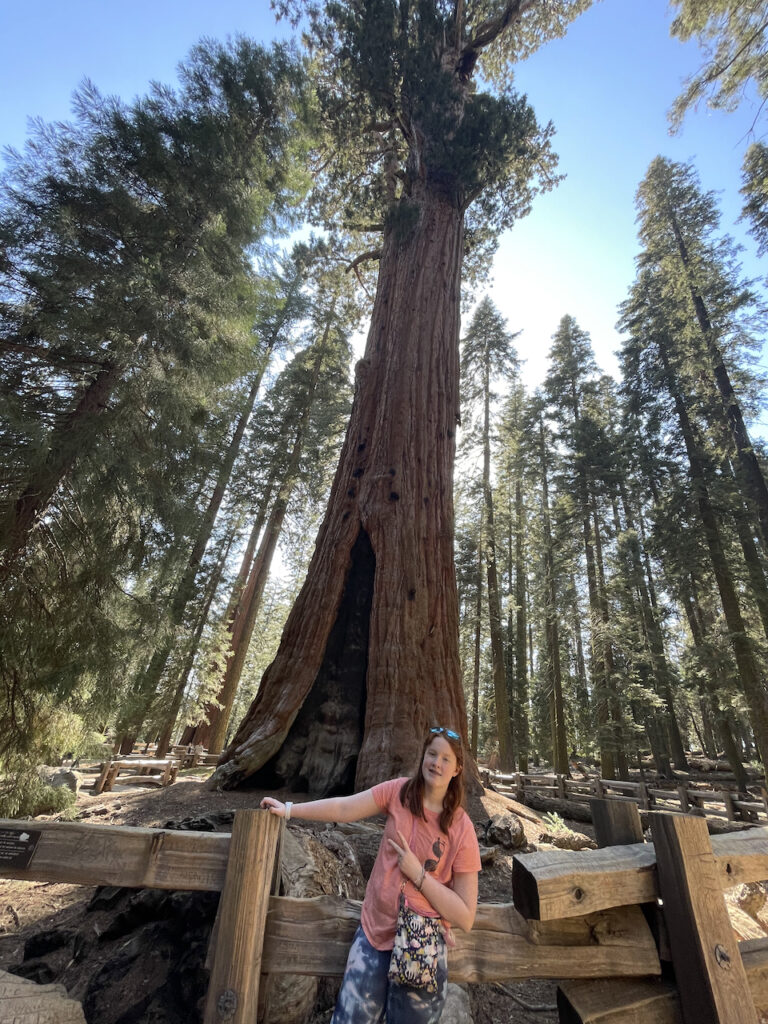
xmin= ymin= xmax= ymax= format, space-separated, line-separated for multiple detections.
xmin=260 ymin=797 xmax=287 ymax=817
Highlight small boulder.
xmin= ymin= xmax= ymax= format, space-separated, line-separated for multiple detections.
xmin=486 ymin=812 xmax=526 ymax=850
xmin=440 ymin=983 xmax=473 ymax=1023
xmin=37 ymin=766 xmax=83 ymax=794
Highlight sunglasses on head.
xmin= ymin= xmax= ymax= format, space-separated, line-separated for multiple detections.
xmin=430 ymin=726 xmax=460 ymax=741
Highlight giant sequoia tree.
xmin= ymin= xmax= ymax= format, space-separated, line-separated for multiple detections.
xmin=214 ymin=0 xmax=591 ymax=794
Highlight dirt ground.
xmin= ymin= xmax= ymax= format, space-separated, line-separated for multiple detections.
xmin=0 ymin=771 xmax=594 ymax=1024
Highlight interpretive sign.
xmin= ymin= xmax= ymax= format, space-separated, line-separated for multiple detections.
xmin=0 ymin=827 xmax=40 ymax=868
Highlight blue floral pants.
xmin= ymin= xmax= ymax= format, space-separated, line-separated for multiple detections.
xmin=330 ymin=924 xmax=448 ymax=1023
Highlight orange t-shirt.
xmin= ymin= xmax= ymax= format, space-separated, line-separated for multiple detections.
xmin=359 ymin=777 xmax=482 ymax=951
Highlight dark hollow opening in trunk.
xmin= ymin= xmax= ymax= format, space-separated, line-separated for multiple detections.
xmin=249 ymin=527 xmax=375 ymax=796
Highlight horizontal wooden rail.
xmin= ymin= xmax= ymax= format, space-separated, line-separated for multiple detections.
xmin=0 ymin=818 xmax=661 ymax=985
xmin=512 ymin=825 xmax=768 ymax=921
xmin=558 ymin=939 xmax=768 ymax=1023
xmin=261 ymin=897 xmax=659 ymax=982
xmin=491 ymin=771 xmax=768 ymax=825
xmin=22 ymin=807 xmax=766 ymax=930
xmin=0 ymin=818 xmax=230 ymax=890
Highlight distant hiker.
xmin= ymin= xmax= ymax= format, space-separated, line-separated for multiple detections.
xmin=261 ymin=725 xmax=481 ymax=1023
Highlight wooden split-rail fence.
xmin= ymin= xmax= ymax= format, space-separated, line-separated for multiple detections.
xmin=489 ymin=770 xmax=768 ymax=825
xmin=2 ymin=800 xmax=768 ymax=1023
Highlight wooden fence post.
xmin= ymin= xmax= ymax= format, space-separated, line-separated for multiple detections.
xmin=638 ymin=781 xmax=650 ymax=811
xmin=203 ymin=809 xmax=282 ymax=1024
xmin=722 ymin=790 xmax=737 ymax=822
xmin=649 ymin=812 xmax=758 ymax=1024
xmin=590 ymin=798 xmax=643 ymax=849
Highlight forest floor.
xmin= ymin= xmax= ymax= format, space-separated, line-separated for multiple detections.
xmin=0 ymin=771 xmax=639 ymax=1024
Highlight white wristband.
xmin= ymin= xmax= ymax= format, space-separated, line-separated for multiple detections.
xmin=284 ymin=801 xmax=292 ymax=821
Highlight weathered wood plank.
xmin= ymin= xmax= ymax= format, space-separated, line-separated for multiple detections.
xmin=0 ymin=969 xmax=86 ymax=1024
xmin=590 ymin=799 xmax=643 ymax=849
xmin=0 ymin=818 xmax=230 ymax=891
xmin=557 ymin=977 xmax=681 ymax=1024
xmin=513 ymin=825 xmax=768 ymax=921
xmin=557 ymin=940 xmax=768 ymax=1023
xmin=513 ymin=843 xmax=657 ymax=921
xmin=203 ymin=810 xmax=281 ymax=1024
xmin=650 ymin=812 xmax=757 ymax=1024
xmin=259 ymin=897 xmax=660 ymax=982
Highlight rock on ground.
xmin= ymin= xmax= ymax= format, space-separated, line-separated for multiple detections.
xmin=485 ymin=812 xmax=526 ymax=850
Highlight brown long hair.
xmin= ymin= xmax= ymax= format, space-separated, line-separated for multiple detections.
xmin=400 ymin=727 xmax=465 ymax=834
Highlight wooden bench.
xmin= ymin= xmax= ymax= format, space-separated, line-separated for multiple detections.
xmin=93 ymin=758 xmax=178 ymax=794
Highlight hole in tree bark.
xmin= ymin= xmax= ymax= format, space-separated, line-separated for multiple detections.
xmin=250 ymin=529 xmax=375 ymax=797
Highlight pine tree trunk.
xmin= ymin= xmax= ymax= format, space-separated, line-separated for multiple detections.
xmin=214 ymin=185 xmax=470 ymax=794
xmin=669 ymin=210 xmax=768 ymax=549
xmin=193 ymin=473 xmax=279 ymax=749
xmin=723 ymin=457 xmax=768 ymax=643
xmin=154 ymin=525 xmax=237 ymax=758
xmin=591 ymin=495 xmax=628 ymax=779
xmin=537 ymin=416 xmax=568 ymax=775
xmin=568 ymin=574 xmax=590 ymax=751
xmin=210 ymin=329 xmax=332 ymax=755
xmin=682 ymin=584 xmax=748 ymax=787
xmin=116 ymin=371 xmax=265 ymax=744
xmin=470 ymin=541 xmax=482 ymax=760
xmin=661 ymin=336 xmax=768 ymax=764
xmin=619 ymin=482 xmax=688 ymax=770
xmin=1 ymin=361 xmax=120 ymax=564
xmin=514 ymin=478 xmax=529 ymax=773
xmin=483 ymin=378 xmax=514 ymax=771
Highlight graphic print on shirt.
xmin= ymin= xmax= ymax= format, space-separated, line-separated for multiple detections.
xmin=423 ymin=836 xmax=445 ymax=874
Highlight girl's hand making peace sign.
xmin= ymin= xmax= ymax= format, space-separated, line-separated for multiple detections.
xmin=387 ymin=829 xmax=422 ymax=885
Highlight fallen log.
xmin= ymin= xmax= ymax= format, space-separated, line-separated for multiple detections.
xmin=520 ymin=793 xmax=593 ymax=823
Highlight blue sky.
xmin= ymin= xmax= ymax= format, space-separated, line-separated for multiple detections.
xmin=1 ymin=0 xmax=765 ymax=408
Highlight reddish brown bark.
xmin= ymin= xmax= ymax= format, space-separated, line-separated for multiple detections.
xmin=214 ymin=185 xmax=470 ymax=793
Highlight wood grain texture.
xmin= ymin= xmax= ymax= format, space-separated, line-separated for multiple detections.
xmin=259 ymin=897 xmax=660 ymax=982
xmin=650 ymin=812 xmax=757 ymax=1024
xmin=203 ymin=810 xmax=281 ymax=1024
xmin=557 ymin=941 xmax=768 ymax=1023
xmin=557 ymin=977 xmax=681 ymax=1024
xmin=0 ymin=969 xmax=86 ymax=1024
xmin=0 ymin=818 xmax=230 ymax=890
xmin=513 ymin=825 xmax=768 ymax=921
xmin=590 ymin=798 xmax=644 ymax=848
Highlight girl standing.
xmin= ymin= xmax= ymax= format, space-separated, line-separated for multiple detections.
xmin=261 ymin=725 xmax=481 ymax=1023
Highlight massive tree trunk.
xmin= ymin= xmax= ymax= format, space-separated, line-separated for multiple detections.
xmin=212 ymin=184 xmax=470 ymax=795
